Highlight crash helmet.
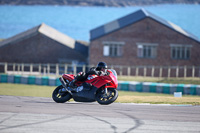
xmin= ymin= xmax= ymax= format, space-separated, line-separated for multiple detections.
xmin=96 ymin=62 xmax=107 ymax=71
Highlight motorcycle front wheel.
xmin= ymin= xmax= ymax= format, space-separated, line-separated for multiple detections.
xmin=96 ymin=88 xmax=118 ymax=105
xmin=52 ymin=85 xmax=72 ymax=103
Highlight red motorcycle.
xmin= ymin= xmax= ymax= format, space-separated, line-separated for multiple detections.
xmin=52 ymin=69 xmax=118 ymax=105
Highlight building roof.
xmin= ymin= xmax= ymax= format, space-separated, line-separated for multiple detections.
xmin=0 ymin=23 xmax=76 ymax=48
xmin=90 ymin=9 xmax=200 ymax=43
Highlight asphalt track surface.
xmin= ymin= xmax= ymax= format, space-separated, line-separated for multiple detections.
xmin=0 ymin=95 xmax=200 ymax=133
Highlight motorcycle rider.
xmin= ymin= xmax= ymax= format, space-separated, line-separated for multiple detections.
xmin=69 ymin=62 xmax=108 ymax=90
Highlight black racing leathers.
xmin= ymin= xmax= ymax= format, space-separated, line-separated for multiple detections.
xmin=76 ymin=67 xmax=105 ymax=81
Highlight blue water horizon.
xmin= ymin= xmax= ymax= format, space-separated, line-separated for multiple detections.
xmin=0 ymin=4 xmax=200 ymax=42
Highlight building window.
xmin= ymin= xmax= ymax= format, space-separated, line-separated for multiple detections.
xmin=103 ymin=41 xmax=124 ymax=57
xmin=137 ymin=43 xmax=158 ymax=58
xmin=170 ymin=44 xmax=192 ymax=59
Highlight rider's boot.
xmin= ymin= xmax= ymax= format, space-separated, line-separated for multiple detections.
xmin=69 ymin=79 xmax=77 ymax=91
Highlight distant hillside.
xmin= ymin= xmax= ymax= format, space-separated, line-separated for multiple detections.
xmin=1 ymin=0 xmax=200 ymax=7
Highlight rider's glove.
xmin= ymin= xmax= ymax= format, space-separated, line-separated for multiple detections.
xmin=98 ymin=71 xmax=102 ymax=76
xmin=98 ymin=71 xmax=107 ymax=76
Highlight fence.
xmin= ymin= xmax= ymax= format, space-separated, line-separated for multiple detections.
xmin=0 ymin=62 xmax=200 ymax=78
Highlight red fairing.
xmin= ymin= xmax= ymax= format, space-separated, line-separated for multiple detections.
xmin=106 ymin=69 xmax=118 ymax=89
xmin=85 ymin=70 xmax=118 ymax=89
xmin=62 ymin=74 xmax=75 ymax=81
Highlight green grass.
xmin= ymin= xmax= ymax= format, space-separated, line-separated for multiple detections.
xmin=0 ymin=83 xmax=200 ymax=105
xmin=118 ymin=76 xmax=200 ymax=85
xmin=0 ymin=83 xmax=55 ymax=97
xmin=117 ymin=91 xmax=200 ymax=105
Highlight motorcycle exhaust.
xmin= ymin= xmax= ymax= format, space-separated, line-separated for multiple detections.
xmin=59 ymin=77 xmax=72 ymax=95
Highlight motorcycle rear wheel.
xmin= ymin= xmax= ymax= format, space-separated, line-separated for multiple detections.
xmin=52 ymin=85 xmax=72 ymax=103
xmin=96 ymin=88 xmax=118 ymax=105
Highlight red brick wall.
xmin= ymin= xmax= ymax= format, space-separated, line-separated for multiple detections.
xmin=0 ymin=33 xmax=87 ymax=63
xmin=89 ymin=18 xmax=200 ymax=67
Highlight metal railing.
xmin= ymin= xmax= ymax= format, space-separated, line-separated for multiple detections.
xmin=0 ymin=62 xmax=200 ymax=78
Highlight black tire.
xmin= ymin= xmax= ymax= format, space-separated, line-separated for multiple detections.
xmin=52 ymin=85 xmax=72 ymax=103
xmin=96 ymin=88 xmax=118 ymax=105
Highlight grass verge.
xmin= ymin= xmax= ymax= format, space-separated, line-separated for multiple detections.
xmin=0 ymin=83 xmax=200 ymax=105
xmin=0 ymin=83 xmax=55 ymax=98
xmin=117 ymin=91 xmax=200 ymax=105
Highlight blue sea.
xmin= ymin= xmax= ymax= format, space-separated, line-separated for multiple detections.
xmin=0 ymin=4 xmax=200 ymax=42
